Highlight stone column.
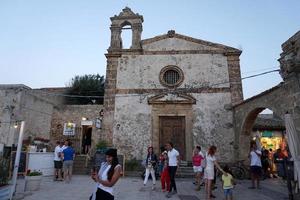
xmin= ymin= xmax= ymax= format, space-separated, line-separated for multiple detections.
xmin=227 ymin=53 xmax=244 ymax=105
xmin=109 ymin=26 xmax=122 ymax=50
xmin=102 ymin=54 xmax=120 ymax=145
xmin=131 ymin=23 xmax=142 ymax=49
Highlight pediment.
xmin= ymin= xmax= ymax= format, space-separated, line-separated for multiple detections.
xmin=148 ymin=93 xmax=196 ymax=104
xmin=142 ymin=31 xmax=241 ymax=54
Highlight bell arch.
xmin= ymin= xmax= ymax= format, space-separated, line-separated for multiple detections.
xmin=109 ymin=7 xmax=143 ymax=50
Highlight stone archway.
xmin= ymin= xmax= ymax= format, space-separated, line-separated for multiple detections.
xmin=233 ymin=82 xmax=298 ymax=160
xmin=233 ymin=31 xmax=300 ymax=161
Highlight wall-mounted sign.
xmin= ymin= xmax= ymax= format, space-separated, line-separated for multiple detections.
xmin=81 ymin=120 xmax=93 ymax=126
xmin=262 ymin=131 xmax=273 ymax=137
xmin=63 ymin=123 xmax=76 ymax=136
xmin=95 ymin=118 xmax=102 ymax=129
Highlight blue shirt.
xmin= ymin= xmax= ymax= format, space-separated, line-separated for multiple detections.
xmin=63 ymin=147 xmax=75 ymax=161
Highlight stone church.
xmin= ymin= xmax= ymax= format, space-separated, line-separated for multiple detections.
xmin=102 ymin=7 xmax=243 ymax=162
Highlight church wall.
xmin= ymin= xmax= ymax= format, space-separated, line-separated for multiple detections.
xmin=113 ymin=95 xmax=151 ymax=160
xmin=192 ymin=93 xmax=235 ymax=162
xmin=113 ymin=91 xmax=235 ymax=161
xmin=117 ymin=54 xmax=229 ymax=89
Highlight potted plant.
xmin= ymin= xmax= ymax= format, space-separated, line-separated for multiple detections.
xmin=25 ymin=169 xmax=43 ymax=191
xmin=96 ymin=140 xmax=108 ymax=153
xmin=0 ymin=157 xmax=11 ymax=199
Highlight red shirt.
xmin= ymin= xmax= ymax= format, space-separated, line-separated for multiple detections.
xmin=192 ymin=155 xmax=203 ymax=166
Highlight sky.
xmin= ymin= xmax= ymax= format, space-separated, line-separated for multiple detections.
xmin=0 ymin=0 xmax=299 ymax=99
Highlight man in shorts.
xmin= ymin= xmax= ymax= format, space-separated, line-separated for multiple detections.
xmin=249 ymin=143 xmax=262 ymax=189
xmin=53 ymin=141 xmax=63 ymax=181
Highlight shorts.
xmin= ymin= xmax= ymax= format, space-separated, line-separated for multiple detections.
xmin=204 ymin=168 xmax=214 ymax=180
xmin=63 ymin=160 xmax=74 ymax=171
xmin=193 ymin=166 xmax=203 ymax=173
xmin=224 ymin=188 xmax=233 ymax=196
xmin=54 ymin=160 xmax=62 ymax=169
xmin=250 ymin=166 xmax=262 ymax=176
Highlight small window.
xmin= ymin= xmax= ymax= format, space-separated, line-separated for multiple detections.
xmin=159 ymin=66 xmax=184 ymax=88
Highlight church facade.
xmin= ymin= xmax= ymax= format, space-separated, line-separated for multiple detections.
xmin=102 ymin=8 xmax=243 ymax=162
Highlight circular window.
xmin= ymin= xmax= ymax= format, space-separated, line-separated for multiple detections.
xmin=159 ymin=66 xmax=184 ymax=88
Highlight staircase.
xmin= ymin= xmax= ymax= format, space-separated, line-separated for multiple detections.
xmin=73 ymin=155 xmax=91 ymax=175
xmin=176 ymin=161 xmax=194 ymax=178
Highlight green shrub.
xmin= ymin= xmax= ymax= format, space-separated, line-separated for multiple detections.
xmin=26 ymin=170 xmax=42 ymax=176
xmin=125 ymin=158 xmax=140 ymax=171
xmin=96 ymin=140 xmax=108 ymax=149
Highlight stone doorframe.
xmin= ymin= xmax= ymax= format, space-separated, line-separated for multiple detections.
xmin=148 ymin=93 xmax=196 ymax=161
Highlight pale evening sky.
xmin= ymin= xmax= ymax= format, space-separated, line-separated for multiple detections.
xmin=0 ymin=0 xmax=299 ymax=99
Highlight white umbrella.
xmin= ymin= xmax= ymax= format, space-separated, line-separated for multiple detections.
xmin=284 ymin=113 xmax=300 ymax=189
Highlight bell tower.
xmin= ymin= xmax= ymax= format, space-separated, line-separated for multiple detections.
xmin=109 ymin=7 xmax=143 ymax=50
xmin=102 ymin=8 xmax=144 ymax=145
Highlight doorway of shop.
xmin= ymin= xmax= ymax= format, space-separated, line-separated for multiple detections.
xmin=81 ymin=126 xmax=92 ymax=154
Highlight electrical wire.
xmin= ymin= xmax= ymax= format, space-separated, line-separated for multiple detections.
xmin=1 ymin=69 xmax=280 ymax=118
xmin=26 ymin=69 xmax=280 ymax=99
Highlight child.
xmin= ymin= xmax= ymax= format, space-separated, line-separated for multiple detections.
xmin=221 ymin=165 xmax=234 ymax=200
xmin=160 ymin=151 xmax=170 ymax=192
xmin=192 ymin=146 xmax=204 ymax=190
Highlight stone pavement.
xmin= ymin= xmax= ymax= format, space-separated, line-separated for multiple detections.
xmin=14 ymin=175 xmax=291 ymax=200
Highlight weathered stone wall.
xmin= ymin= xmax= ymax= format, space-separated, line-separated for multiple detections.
xmin=0 ymin=85 xmax=55 ymax=146
xmin=50 ymin=105 xmax=103 ymax=152
xmin=20 ymin=91 xmax=54 ymax=141
xmin=113 ymin=95 xmax=151 ymax=159
xmin=192 ymin=93 xmax=234 ymax=162
xmin=113 ymin=92 xmax=235 ymax=161
xmin=117 ymin=53 xmax=229 ymax=89
xmin=0 ymin=85 xmax=24 ymax=146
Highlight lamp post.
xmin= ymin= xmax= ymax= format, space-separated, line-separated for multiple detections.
xmin=9 ymin=121 xmax=25 ymax=200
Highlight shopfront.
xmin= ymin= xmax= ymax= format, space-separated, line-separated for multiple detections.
xmin=252 ymin=130 xmax=287 ymax=151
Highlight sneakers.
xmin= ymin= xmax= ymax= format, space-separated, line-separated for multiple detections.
xmin=152 ymin=185 xmax=155 ymax=190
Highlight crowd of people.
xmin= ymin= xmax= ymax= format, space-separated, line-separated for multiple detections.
xmin=140 ymin=142 xmax=230 ymax=200
xmin=52 ymin=140 xmax=291 ymax=200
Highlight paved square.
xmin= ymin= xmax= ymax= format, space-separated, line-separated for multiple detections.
xmin=15 ymin=175 xmax=289 ymax=200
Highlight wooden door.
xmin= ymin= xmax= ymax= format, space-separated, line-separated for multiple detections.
xmin=159 ymin=116 xmax=186 ymax=160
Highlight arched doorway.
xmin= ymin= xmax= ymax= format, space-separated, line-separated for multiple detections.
xmin=239 ymin=108 xmax=286 ymax=161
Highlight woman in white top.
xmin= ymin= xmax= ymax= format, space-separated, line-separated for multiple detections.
xmin=204 ymin=145 xmax=225 ymax=199
xmin=91 ymin=148 xmax=122 ymax=200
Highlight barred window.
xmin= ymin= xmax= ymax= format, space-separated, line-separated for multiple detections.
xmin=159 ymin=66 xmax=184 ymax=88
xmin=163 ymin=70 xmax=180 ymax=85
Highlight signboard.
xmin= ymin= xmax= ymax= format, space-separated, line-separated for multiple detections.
xmin=63 ymin=123 xmax=76 ymax=136
xmin=262 ymin=131 xmax=273 ymax=137
xmin=95 ymin=118 xmax=102 ymax=129
xmin=81 ymin=120 xmax=93 ymax=126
